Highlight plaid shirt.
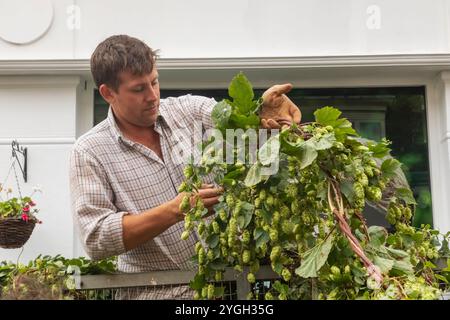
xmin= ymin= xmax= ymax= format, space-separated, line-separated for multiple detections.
xmin=69 ymin=95 xmax=216 ymax=299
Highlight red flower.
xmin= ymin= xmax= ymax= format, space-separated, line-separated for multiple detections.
xmin=22 ymin=206 xmax=30 ymax=212
xmin=21 ymin=213 xmax=29 ymax=222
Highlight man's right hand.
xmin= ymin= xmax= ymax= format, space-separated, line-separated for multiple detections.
xmin=169 ymin=184 xmax=223 ymax=222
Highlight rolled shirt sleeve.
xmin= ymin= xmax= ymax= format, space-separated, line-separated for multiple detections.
xmin=69 ymin=147 xmax=127 ymax=260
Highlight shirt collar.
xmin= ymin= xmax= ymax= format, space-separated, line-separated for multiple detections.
xmin=107 ymin=104 xmax=168 ymax=144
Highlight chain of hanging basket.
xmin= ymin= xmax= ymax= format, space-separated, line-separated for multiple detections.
xmin=0 ymin=156 xmax=35 ymax=249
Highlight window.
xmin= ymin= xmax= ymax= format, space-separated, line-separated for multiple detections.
xmin=94 ymin=86 xmax=432 ymax=228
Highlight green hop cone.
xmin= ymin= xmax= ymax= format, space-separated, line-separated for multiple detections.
xmin=215 ymin=271 xmax=223 ymax=282
xmin=180 ymin=230 xmax=190 ymax=240
xmin=242 ymin=250 xmax=251 ymax=264
xmin=218 ymin=209 xmax=227 ymax=221
xmin=259 ymin=189 xmax=267 ymax=201
xmin=265 ymin=292 xmax=274 ymax=300
xmin=242 ymin=230 xmax=251 ymax=244
xmin=198 ymin=247 xmax=206 ymax=265
xmin=197 ymin=221 xmax=206 ymax=235
xmin=250 ymin=260 xmax=260 ymax=274
xmin=269 ymin=229 xmax=279 ymax=242
xmin=195 ymin=242 xmax=203 ymax=254
xmin=247 ymin=272 xmax=256 ymax=284
xmin=226 ymin=194 xmax=234 ymax=207
xmin=272 ymin=211 xmax=280 ymax=225
xmin=178 ymin=181 xmax=188 ymax=193
xmin=207 ymin=249 xmax=214 ymax=261
xmin=330 ymin=266 xmax=341 ymax=276
xmin=179 ymin=195 xmax=191 ymax=213
xmin=270 ymin=246 xmax=281 ymax=262
xmin=265 ymin=195 xmax=274 ymax=207
xmin=212 ymin=221 xmax=220 ymax=234
xmin=207 ymin=284 xmax=215 ymax=300
xmin=234 ymin=264 xmax=243 ymax=273
xmin=184 ymin=166 xmax=194 ymax=178
xmin=201 ymin=286 xmax=208 ymax=299
xmin=278 ymin=293 xmax=287 ymax=300
xmin=254 ymin=197 xmax=261 ymax=208
xmin=281 ymin=268 xmax=292 ymax=282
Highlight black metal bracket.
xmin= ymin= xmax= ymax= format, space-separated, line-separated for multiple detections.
xmin=11 ymin=140 xmax=27 ymax=183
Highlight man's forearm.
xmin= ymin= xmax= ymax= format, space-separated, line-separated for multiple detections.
xmin=122 ymin=201 xmax=181 ymax=251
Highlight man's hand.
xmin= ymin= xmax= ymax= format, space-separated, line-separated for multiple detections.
xmin=260 ymin=83 xmax=302 ymax=129
xmin=169 ymin=184 xmax=222 ymax=222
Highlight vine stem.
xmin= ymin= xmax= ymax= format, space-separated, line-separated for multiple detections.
xmin=327 ymin=180 xmax=383 ymax=285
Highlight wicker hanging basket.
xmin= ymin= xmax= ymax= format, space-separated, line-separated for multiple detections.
xmin=0 ymin=217 xmax=36 ymax=249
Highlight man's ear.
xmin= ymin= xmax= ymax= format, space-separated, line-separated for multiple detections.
xmin=98 ymin=84 xmax=116 ymax=105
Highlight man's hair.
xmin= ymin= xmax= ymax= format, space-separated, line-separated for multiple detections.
xmin=90 ymin=35 xmax=159 ymax=91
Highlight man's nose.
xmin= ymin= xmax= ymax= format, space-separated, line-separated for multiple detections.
xmin=145 ymin=85 xmax=158 ymax=101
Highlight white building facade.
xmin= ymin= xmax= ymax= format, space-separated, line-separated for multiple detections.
xmin=1 ymin=0 xmax=450 ymax=262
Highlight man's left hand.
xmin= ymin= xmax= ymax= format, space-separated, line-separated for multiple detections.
xmin=260 ymin=83 xmax=302 ymax=129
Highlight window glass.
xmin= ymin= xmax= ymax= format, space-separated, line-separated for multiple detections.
xmin=94 ymin=86 xmax=432 ymax=228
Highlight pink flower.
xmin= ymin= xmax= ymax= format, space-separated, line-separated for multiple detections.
xmin=22 ymin=206 xmax=30 ymax=213
xmin=21 ymin=213 xmax=29 ymax=222
xmin=29 ymin=201 xmax=36 ymax=207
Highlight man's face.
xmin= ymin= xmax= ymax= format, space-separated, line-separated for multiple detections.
xmin=104 ymin=68 xmax=160 ymax=128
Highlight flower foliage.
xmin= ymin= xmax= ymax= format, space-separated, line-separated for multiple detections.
xmin=0 ymin=184 xmax=40 ymax=223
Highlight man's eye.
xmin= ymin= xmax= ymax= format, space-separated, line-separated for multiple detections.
xmin=133 ymin=87 xmax=144 ymax=92
xmin=152 ymin=80 xmax=159 ymax=86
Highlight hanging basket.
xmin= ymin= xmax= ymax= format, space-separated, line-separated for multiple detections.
xmin=0 ymin=217 xmax=36 ymax=249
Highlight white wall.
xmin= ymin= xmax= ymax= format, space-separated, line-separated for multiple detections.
xmin=0 ymin=76 xmax=80 ymax=263
xmin=1 ymin=0 xmax=450 ymax=60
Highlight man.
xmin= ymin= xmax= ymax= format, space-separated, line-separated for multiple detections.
xmin=69 ymin=34 xmax=300 ymax=299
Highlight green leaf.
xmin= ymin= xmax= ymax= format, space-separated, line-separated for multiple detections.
xmin=256 ymin=232 xmax=269 ymax=249
xmin=373 ymin=256 xmax=394 ymax=274
xmin=367 ymin=139 xmax=392 ymax=158
xmin=272 ymin=280 xmax=289 ymax=295
xmin=259 ymin=208 xmax=272 ymax=224
xmin=210 ymin=260 xmax=228 ymax=271
xmin=435 ymin=274 xmax=449 ymax=284
xmin=298 ymin=141 xmax=318 ymax=169
xmin=368 ymin=226 xmax=388 ymax=247
xmin=312 ymin=133 xmax=336 ymax=151
xmin=253 ymin=228 xmax=269 ymax=248
xmin=314 ymin=107 xmax=342 ymax=126
xmin=229 ymin=113 xmax=260 ymax=129
xmin=295 ymin=232 xmax=335 ymax=278
xmin=391 ymin=259 xmax=414 ymax=275
xmin=443 ymin=259 xmax=450 ymax=272
xmin=259 ymin=135 xmax=280 ymax=166
xmin=211 ymin=101 xmax=232 ymax=130
xmin=241 ymin=202 xmax=254 ymax=229
xmin=272 ymin=261 xmax=284 ymax=275
xmin=189 ymin=273 xmax=206 ymax=290
xmin=244 ymin=162 xmax=263 ymax=187
xmin=395 ymin=188 xmax=417 ymax=205
xmin=214 ymin=286 xmax=225 ymax=297
xmin=206 ymin=234 xmax=220 ymax=249
xmin=333 ymin=118 xmax=357 ymax=138
xmin=280 ymin=136 xmax=303 ymax=156
xmin=439 ymin=238 xmax=450 ymax=257
xmin=228 ymin=72 xmax=254 ymax=115
xmin=381 ymin=158 xmax=401 ymax=179
xmin=340 ymin=180 xmax=356 ymax=205
xmin=385 ymin=247 xmax=410 ymax=259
